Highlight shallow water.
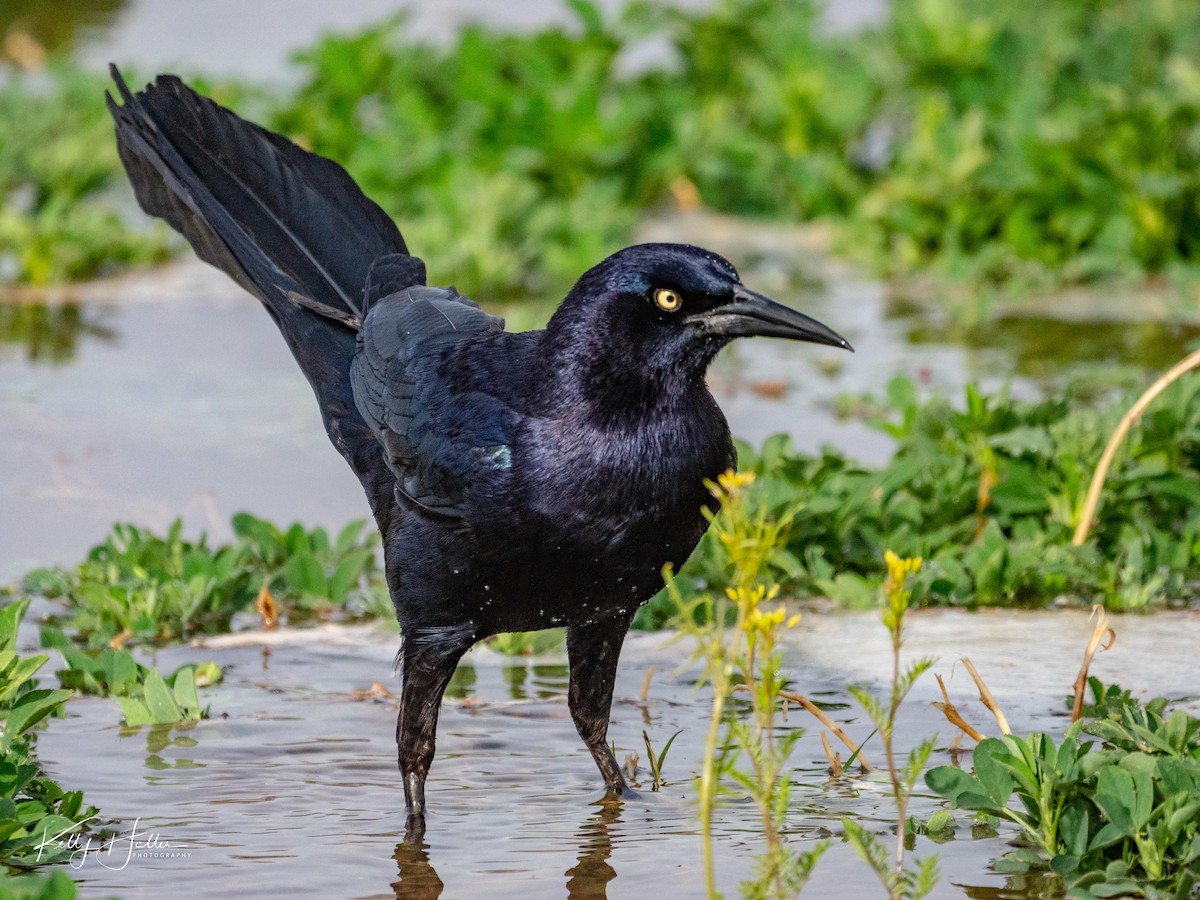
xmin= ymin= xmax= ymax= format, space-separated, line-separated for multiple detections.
xmin=29 ymin=609 xmax=1198 ymax=899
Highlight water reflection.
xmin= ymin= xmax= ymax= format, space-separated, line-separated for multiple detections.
xmin=503 ymin=661 xmax=570 ymax=701
xmin=392 ymin=819 xmax=444 ymax=900
xmin=564 ymin=804 xmax=621 ymax=899
xmin=391 ymin=802 xmax=624 ymax=900
xmin=120 ymin=721 xmax=206 ymax=771
xmin=0 ymin=302 xmax=115 ymax=364
xmin=444 ymin=662 xmax=477 ymax=701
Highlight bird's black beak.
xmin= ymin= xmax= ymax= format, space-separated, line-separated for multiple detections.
xmin=698 ymin=286 xmax=853 ymax=351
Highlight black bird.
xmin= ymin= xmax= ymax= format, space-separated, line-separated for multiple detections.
xmin=106 ymin=67 xmax=851 ymax=821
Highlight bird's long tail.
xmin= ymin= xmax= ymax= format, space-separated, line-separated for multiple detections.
xmin=107 ymin=65 xmax=404 ymax=530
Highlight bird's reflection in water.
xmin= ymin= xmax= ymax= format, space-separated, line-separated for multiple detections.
xmin=391 ymin=802 xmax=624 ymax=899
xmin=392 ymin=818 xmax=444 ymax=899
xmin=564 ymin=803 xmax=621 ymax=899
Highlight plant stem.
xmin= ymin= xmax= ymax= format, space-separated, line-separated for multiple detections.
xmin=700 ymin=667 xmax=725 ymax=900
xmin=1073 ymin=346 xmax=1200 ymax=545
xmin=889 ymin=631 xmax=905 ymax=893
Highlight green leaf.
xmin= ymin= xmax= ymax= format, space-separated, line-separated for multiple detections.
xmin=1093 ymin=766 xmax=1136 ymax=835
xmin=334 ymin=520 xmax=367 ymax=554
xmin=171 ymin=666 xmax=200 ymax=718
xmin=0 ymin=601 xmax=30 ymax=653
xmin=3 ymin=690 xmax=71 ymax=747
xmin=328 ymin=550 xmax=370 ymax=603
xmin=0 ymin=654 xmax=47 ymax=706
xmin=104 ymin=649 xmax=139 ymax=691
xmin=1049 ymin=854 xmax=1080 ymax=877
xmin=973 ymin=738 xmax=1017 ymax=807
xmin=1059 ymin=800 xmax=1090 ymax=858
xmin=193 ymin=662 xmax=223 ymax=688
xmin=282 ymin=553 xmax=326 ymax=597
xmin=925 ymin=765 xmax=995 ymax=810
xmin=117 ymin=697 xmax=152 ymax=727
xmin=141 ymin=670 xmax=183 ymax=724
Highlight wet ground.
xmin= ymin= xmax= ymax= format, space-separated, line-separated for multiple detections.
xmin=27 ymin=608 xmax=1199 ymax=899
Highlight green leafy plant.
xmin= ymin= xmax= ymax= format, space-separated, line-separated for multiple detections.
xmin=11 ymin=0 xmax=1200 ymax=312
xmin=0 ymin=870 xmax=78 ymax=900
xmin=23 ymin=514 xmax=386 ymax=647
xmin=0 ymin=65 xmax=173 ymax=285
xmin=638 ymin=371 xmax=1200 ymax=619
xmin=230 ymin=514 xmax=382 ymax=614
xmin=0 ymin=609 xmax=72 ymax=753
xmin=0 ymin=602 xmax=96 ymax=872
xmin=112 ymin=665 xmax=213 ymax=727
xmin=48 ymin=642 xmax=223 ymax=726
xmin=854 ymin=0 xmax=1200 ymax=295
xmin=24 ymin=520 xmax=255 ymax=645
xmin=641 ymin=728 xmax=682 ymax=792
xmin=927 ymin=685 xmax=1200 ymax=897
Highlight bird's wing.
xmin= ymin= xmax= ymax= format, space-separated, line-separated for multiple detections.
xmin=351 ymin=279 xmax=509 ymax=519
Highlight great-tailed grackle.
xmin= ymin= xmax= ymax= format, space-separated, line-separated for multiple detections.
xmin=106 ymin=67 xmax=851 ymax=822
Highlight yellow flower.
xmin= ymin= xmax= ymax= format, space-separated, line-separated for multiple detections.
xmin=716 ymin=469 xmax=756 ymax=496
xmin=726 ymin=583 xmax=779 ymax=610
xmin=884 ymin=549 xmax=922 ymax=590
xmin=726 ymin=579 xmax=800 ymax=643
xmin=745 ymin=604 xmax=786 ymax=636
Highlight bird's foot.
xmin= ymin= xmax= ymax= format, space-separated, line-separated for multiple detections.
xmin=598 ymin=781 xmax=640 ymax=805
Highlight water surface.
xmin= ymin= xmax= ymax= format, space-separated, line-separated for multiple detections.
xmin=31 ymin=609 xmax=1198 ymax=898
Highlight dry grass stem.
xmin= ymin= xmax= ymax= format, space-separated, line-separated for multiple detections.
xmin=349 ymin=680 xmax=396 ymax=702
xmin=932 ymin=673 xmax=986 ymax=742
xmin=821 ymin=731 xmax=842 ymax=777
xmin=1071 ymin=605 xmax=1117 ymax=722
xmin=778 ymin=688 xmax=872 ymax=771
xmin=640 ymin=667 xmax=655 ymax=704
xmin=1074 ymin=346 xmax=1200 ymax=545
xmin=962 ymin=657 xmax=1010 ymax=735
xmin=623 ymin=752 xmax=639 ymax=783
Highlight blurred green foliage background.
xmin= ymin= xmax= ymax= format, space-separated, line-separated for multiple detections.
xmin=3 ymin=0 xmax=1200 ymax=308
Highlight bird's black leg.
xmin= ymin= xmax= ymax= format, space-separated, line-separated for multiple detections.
xmin=397 ymin=625 xmax=475 ymax=823
xmin=566 ymin=614 xmax=636 ymax=799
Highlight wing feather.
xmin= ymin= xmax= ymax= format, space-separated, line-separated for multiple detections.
xmin=351 ymin=284 xmax=509 ymax=519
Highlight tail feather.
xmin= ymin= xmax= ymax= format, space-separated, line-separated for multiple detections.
xmin=107 ymin=66 xmax=406 ymax=314
xmin=107 ymin=65 xmax=410 ymax=531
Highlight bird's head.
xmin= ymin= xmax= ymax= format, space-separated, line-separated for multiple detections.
xmin=544 ymin=243 xmax=851 ymax=398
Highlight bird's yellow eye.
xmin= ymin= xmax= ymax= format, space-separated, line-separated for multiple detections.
xmin=654 ymin=288 xmax=683 ymax=312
